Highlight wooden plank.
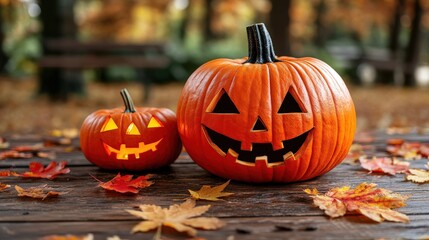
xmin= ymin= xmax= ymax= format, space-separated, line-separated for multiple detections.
xmin=1 ymin=161 xmax=429 ymax=222
xmin=1 ymin=132 xmax=429 ymax=239
xmin=1 ymin=215 xmax=429 ymax=240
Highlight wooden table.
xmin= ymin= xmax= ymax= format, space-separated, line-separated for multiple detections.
xmin=1 ymin=132 xmax=429 ymax=239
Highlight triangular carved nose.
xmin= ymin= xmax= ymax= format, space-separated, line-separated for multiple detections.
xmin=252 ymin=117 xmax=268 ymax=132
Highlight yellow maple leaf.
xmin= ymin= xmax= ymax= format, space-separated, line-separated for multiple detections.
xmin=188 ymin=180 xmax=234 ymax=201
xmin=127 ymin=199 xmax=224 ymax=238
xmin=304 ymin=182 xmax=409 ymax=223
xmin=406 ymin=169 xmax=429 ymax=183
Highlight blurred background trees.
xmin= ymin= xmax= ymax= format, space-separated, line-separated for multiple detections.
xmin=0 ymin=0 xmax=428 ymax=86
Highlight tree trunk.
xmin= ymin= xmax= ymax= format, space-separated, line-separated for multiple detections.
xmin=268 ymin=0 xmax=291 ymax=56
xmin=314 ymin=0 xmax=326 ymax=48
xmin=0 ymin=5 xmax=9 ymax=73
xmin=203 ymin=0 xmax=215 ymax=42
xmin=404 ymin=0 xmax=423 ymax=86
xmin=38 ymin=0 xmax=83 ymax=101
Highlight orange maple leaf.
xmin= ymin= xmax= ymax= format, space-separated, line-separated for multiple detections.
xmin=304 ymin=182 xmax=409 ymax=223
xmin=95 ymin=173 xmax=153 ymax=194
xmin=20 ymin=161 xmax=70 ymax=180
xmin=359 ymin=156 xmax=410 ymax=175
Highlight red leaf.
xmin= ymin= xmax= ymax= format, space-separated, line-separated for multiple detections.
xmin=95 ymin=173 xmax=153 ymax=194
xmin=20 ymin=161 xmax=70 ymax=180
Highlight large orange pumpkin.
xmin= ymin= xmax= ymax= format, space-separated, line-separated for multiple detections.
xmin=80 ymin=89 xmax=181 ymax=171
xmin=177 ymin=23 xmax=356 ymax=182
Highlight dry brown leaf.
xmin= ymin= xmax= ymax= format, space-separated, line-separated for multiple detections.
xmin=188 ymin=180 xmax=234 ymax=201
xmin=127 ymin=199 xmax=224 ymax=238
xmin=406 ymin=169 xmax=429 ymax=183
xmin=359 ymin=156 xmax=410 ymax=175
xmin=0 ymin=182 xmax=11 ymax=191
xmin=15 ymin=185 xmax=65 ymax=200
xmin=304 ymin=182 xmax=409 ymax=223
xmin=40 ymin=233 xmax=94 ymax=240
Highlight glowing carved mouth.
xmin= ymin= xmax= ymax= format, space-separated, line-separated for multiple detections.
xmin=203 ymin=126 xmax=313 ymax=166
xmin=103 ymin=139 xmax=163 ymax=160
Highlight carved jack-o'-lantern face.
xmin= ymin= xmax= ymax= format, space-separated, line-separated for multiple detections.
xmin=177 ymin=24 xmax=356 ymax=183
xmin=100 ymin=115 xmax=164 ymax=160
xmin=80 ymin=89 xmax=182 ymax=171
xmin=203 ymin=87 xmax=313 ymax=167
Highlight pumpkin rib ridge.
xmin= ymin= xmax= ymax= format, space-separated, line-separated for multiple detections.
xmin=288 ymin=61 xmax=322 ymax=181
xmin=280 ymin=61 xmax=315 ymax=181
xmin=206 ymin=65 xmax=242 ymax=176
xmin=266 ymin=63 xmax=284 ymax=181
xmin=305 ymin=59 xmax=355 ymax=173
xmin=291 ymin=60 xmax=333 ymax=181
xmin=302 ymin=60 xmax=341 ymax=176
xmin=306 ymin=61 xmax=347 ymax=173
xmin=186 ymin=63 xmax=238 ymax=176
xmin=212 ymin=64 xmax=244 ymax=178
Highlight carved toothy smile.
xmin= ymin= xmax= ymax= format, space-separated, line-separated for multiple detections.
xmin=203 ymin=126 xmax=312 ymax=166
xmin=103 ymin=139 xmax=162 ymax=160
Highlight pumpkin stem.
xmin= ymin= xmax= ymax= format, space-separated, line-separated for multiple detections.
xmin=120 ymin=88 xmax=136 ymax=113
xmin=244 ymin=23 xmax=279 ymax=64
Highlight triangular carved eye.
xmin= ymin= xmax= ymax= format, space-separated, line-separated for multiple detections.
xmin=207 ymin=89 xmax=239 ymax=114
xmin=101 ymin=117 xmax=118 ymax=132
xmin=278 ymin=91 xmax=304 ymax=114
xmin=252 ymin=117 xmax=268 ymax=132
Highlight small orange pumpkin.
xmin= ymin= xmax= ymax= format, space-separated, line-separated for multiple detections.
xmin=177 ymin=23 xmax=356 ymax=182
xmin=80 ymin=89 xmax=181 ymax=171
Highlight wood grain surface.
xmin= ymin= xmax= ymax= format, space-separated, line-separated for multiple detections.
xmin=1 ymin=133 xmax=428 ymax=239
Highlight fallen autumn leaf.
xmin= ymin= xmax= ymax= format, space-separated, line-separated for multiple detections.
xmin=359 ymin=156 xmax=410 ymax=175
xmin=95 ymin=173 xmax=153 ymax=194
xmin=188 ymin=180 xmax=234 ymax=201
xmin=304 ymin=182 xmax=409 ymax=223
xmin=15 ymin=185 xmax=65 ymax=200
xmin=127 ymin=198 xmax=224 ymax=238
xmin=20 ymin=161 xmax=70 ymax=180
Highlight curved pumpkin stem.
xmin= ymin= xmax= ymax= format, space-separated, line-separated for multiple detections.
xmin=244 ymin=23 xmax=279 ymax=64
xmin=120 ymin=88 xmax=136 ymax=113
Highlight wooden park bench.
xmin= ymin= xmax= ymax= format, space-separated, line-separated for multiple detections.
xmin=38 ymin=39 xmax=170 ymax=101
